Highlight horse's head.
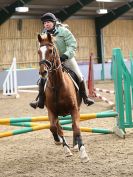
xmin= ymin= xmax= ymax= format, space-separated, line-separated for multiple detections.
xmin=38 ymin=33 xmax=61 ymax=73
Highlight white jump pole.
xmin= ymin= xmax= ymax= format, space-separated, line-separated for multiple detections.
xmin=3 ymin=57 xmax=38 ymax=98
xmin=3 ymin=57 xmax=19 ymax=97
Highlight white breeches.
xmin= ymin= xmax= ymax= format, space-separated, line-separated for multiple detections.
xmin=63 ymin=57 xmax=83 ymax=82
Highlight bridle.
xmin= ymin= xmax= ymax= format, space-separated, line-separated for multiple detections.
xmin=39 ymin=43 xmax=62 ymax=72
xmin=39 ymin=42 xmax=62 ymax=91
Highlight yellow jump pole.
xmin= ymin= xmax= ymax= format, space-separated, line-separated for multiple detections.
xmin=0 ymin=111 xmax=118 ymax=125
xmin=0 ymin=120 xmax=72 ymax=138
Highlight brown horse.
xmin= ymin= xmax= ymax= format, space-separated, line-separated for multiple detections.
xmin=38 ymin=33 xmax=89 ymax=162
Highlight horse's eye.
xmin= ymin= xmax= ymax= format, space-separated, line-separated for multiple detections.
xmin=49 ymin=49 xmax=53 ymax=54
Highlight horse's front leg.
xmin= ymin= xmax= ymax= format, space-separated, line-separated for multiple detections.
xmin=56 ymin=119 xmax=73 ymax=157
xmin=49 ymin=112 xmax=72 ymax=157
xmin=48 ymin=112 xmax=62 ymax=145
xmin=72 ymin=110 xmax=89 ymax=163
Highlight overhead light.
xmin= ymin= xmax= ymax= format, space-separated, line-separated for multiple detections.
xmin=15 ymin=7 xmax=29 ymax=13
xmin=96 ymin=0 xmax=111 ymax=2
xmin=96 ymin=9 xmax=108 ymax=14
xmin=96 ymin=0 xmax=127 ymax=1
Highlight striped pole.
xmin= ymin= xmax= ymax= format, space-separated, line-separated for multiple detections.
xmin=62 ymin=126 xmax=113 ymax=134
xmin=2 ymin=122 xmax=113 ymax=134
xmin=0 ymin=111 xmax=118 ymax=125
xmin=79 ymin=111 xmax=117 ymax=120
xmin=0 ymin=120 xmax=72 ymax=138
xmin=94 ymin=88 xmax=115 ymax=94
xmin=4 ymin=122 xmax=43 ymax=127
xmin=94 ymin=92 xmax=115 ymax=106
xmin=1 ymin=121 xmax=113 ymax=135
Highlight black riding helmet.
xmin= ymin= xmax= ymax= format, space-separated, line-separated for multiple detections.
xmin=41 ymin=12 xmax=57 ymax=23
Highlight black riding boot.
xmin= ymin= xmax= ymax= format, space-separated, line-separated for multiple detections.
xmin=80 ymin=80 xmax=94 ymax=106
xmin=30 ymin=78 xmax=46 ymax=109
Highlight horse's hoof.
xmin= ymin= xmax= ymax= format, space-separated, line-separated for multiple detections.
xmin=73 ymin=144 xmax=79 ymax=152
xmin=81 ymin=155 xmax=90 ymax=163
xmin=64 ymin=146 xmax=73 ymax=157
xmin=54 ymin=141 xmax=62 ymax=145
xmin=80 ymin=145 xmax=90 ymax=163
xmin=54 ymin=136 xmax=63 ymax=145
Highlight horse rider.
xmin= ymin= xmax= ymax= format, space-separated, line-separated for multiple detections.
xmin=30 ymin=12 xmax=94 ymax=109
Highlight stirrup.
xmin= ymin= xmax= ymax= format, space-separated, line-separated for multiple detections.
xmin=83 ymin=97 xmax=94 ymax=106
xmin=29 ymin=101 xmax=38 ymax=109
xmin=30 ymin=101 xmax=44 ymax=109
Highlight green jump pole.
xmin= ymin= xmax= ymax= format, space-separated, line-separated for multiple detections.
xmin=113 ymin=48 xmax=133 ymax=130
xmin=0 ymin=111 xmax=118 ymax=125
xmin=130 ymin=51 xmax=133 ymax=108
xmin=62 ymin=126 xmax=113 ymax=134
xmin=9 ymin=122 xmax=40 ymax=127
xmin=4 ymin=119 xmax=72 ymax=128
xmin=0 ymin=116 xmax=72 ymax=125
xmin=0 ymin=120 xmax=72 ymax=138
xmin=113 ymin=48 xmax=125 ymax=130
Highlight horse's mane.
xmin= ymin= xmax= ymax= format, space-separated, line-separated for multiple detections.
xmin=40 ymin=33 xmax=56 ymax=44
xmin=40 ymin=33 xmax=47 ymax=39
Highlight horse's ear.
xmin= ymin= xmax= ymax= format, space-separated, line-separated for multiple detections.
xmin=38 ymin=34 xmax=42 ymax=43
xmin=47 ymin=33 xmax=52 ymax=43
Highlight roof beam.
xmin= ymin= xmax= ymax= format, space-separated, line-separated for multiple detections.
xmin=27 ymin=5 xmax=68 ymax=9
xmin=95 ymin=1 xmax=133 ymax=29
xmin=96 ymin=0 xmax=127 ymax=2
xmin=55 ymin=0 xmax=94 ymax=21
xmin=95 ymin=1 xmax=133 ymax=63
xmin=0 ymin=0 xmax=32 ymax=25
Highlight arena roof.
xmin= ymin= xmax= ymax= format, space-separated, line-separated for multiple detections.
xmin=0 ymin=0 xmax=133 ymax=22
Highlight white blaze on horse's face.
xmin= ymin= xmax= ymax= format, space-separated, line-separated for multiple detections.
xmin=40 ymin=46 xmax=47 ymax=60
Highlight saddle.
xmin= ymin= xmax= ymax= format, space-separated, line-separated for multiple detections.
xmin=62 ymin=65 xmax=80 ymax=91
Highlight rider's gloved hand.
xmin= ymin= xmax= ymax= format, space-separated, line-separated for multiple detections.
xmin=60 ymin=54 xmax=68 ymax=62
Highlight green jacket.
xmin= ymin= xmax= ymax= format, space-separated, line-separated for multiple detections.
xmin=53 ymin=24 xmax=77 ymax=59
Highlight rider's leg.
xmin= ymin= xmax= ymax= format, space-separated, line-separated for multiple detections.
xmin=79 ymin=79 xmax=94 ymax=106
xmin=63 ymin=57 xmax=94 ymax=106
xmin=30 ymin=77 xmax=46 ymax=109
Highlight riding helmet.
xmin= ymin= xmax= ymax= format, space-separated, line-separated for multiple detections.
xmin=41 ymin=12 xmax=57 ymax=23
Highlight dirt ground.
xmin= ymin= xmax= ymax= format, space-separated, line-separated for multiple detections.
xmin=0 ymin=80 xmax=133 ymax=177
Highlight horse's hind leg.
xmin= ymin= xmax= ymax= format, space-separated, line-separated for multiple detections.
xmin=56 ymin=120 xmax=73 ymax=157
xmin=72 ymin=132 xmax=79 ymax=152
xmin=73 ymin=129 xmax=89 ymax=163
xmin=72 ymin=111 xmax=89 ymax=162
